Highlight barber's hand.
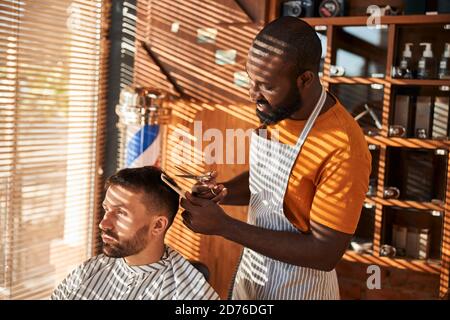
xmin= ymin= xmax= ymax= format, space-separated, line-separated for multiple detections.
xmin=192 ymin=171 xmax=227 ymax=203
xmin=180 ymin=192 xmax=232 ymax=235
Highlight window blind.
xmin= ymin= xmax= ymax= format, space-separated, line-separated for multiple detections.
xmin=0 ymin=0 xmax=109 ymax=299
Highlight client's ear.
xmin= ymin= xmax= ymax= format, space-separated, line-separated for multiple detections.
xmin=151 ymin=215 xmax=169 ymax=236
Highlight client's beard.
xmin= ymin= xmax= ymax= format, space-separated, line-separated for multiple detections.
xmin=101 ymin=224 xmax=149 ymax=258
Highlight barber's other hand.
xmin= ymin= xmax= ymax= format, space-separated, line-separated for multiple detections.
xmin=191 ymin=171 xmax=227 ymax=203
xmin=180 ymin=192 xmax=232 ymax=235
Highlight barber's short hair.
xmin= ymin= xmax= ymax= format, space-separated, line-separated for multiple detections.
xmin=105 ymin=166 xmax=180 ymax=227
xmin=252 ymin=16 xmax=322 ymax=74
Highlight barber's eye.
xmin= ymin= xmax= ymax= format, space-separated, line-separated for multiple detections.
xmin=262 ymin=85 xmax=275 ymax=92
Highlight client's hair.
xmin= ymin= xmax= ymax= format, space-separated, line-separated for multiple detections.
xmin=105 ymin=166 xmax=180 ymax=227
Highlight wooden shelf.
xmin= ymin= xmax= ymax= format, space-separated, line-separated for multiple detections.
xmin=389 ymin=78 xmax=450 ymax=86
xmin=302 ymin=14 xmax=450 ymax=26
xmin=322 ymin=77 xmax=450 ymax=86
xmin=365 ymin=136 xmax=450 ymax=149
xmin=324 ymin=76 xmax=388 ymax=85
xmin=343 ymin=250 xmax=442 ymax=275
xmin=365 ymin=197 xmax=445 ymax=211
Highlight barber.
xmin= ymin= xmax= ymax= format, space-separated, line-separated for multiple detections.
xmin=180 ymin=17 xmax=371 ymax=300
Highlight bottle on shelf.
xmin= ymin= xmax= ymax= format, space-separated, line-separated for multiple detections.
xmin=417 ymin=43 xmax=436 ymax=79
xmin=392 ymin=224 xmax=407 ymax=256
xmin=438 ymin=43 xmax=450 ymax=80
xmin=399 ymin=43 xmax=413 ymax=78
xmin=366 ymin=178 xmax=377 ymax=197
xmin=414 ymin=96 xmax=432 ymax=139
xmin=406 ymin=227 xmax=430 ymax=260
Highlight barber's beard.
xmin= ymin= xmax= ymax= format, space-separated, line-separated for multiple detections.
xmin=256 ymin=92 xmax=302 ymax=126
xmin=102 ymin=224 xmax=150 ymax=258
xmin=256 ymin=103 xmax=299 ymax=125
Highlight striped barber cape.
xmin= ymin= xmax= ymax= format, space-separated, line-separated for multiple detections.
xmin=51 ymin=246 xmax=219 ymax=300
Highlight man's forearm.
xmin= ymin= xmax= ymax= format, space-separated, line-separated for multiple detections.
xmin=220 ymin=217 xmax=339 ymax=271
xmin=220 ymin=171 xmax=250 ymax=206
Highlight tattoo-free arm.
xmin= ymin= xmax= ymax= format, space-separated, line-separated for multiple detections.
xmin=220 ymin=170 xmax=251 ymax=206
xmin=220 ymin=218 xmax=352 ymax=272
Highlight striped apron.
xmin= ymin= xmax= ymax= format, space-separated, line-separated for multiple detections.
xmin=232 ymin=87 xmax=340 ymax=300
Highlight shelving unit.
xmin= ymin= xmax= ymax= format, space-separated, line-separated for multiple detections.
xmin=299 ymin=14 xmax=450 ymax=299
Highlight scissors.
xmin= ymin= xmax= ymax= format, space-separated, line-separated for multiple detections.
xmin=174 ymin=165 xmax=214 ymax=183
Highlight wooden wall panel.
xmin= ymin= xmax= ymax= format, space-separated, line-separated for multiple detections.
xmin=162 ymin=100 xmax=258 ymax=298
xmin=136 ymin=0 xmax=265 ymax=104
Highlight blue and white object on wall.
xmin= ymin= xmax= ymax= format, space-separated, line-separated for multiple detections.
xmin=125 ymin=124 xmax=161 ymax=168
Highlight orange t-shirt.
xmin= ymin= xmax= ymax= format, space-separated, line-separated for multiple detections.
xmin=267 ymin=98 xmax=371 ymax=235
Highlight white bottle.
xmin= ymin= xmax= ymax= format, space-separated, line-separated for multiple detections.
xmin=417 ymin=43 xmax=436 ymax=79
xmin=439 ymin=43 xmax=450 ymax=79
xmin=399 ymin=43 xmax=413 ymax=78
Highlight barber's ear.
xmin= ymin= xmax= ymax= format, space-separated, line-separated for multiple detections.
xmin=151 ymin=215 xmax=169 ymax=235
xmin=296 ymin=71 xmax=315 ymax=89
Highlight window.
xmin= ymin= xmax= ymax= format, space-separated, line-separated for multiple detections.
xmin=0 ymin=0 xmax=109 ymax=299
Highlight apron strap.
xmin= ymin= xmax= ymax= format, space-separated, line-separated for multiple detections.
xmin=294 ymin=87 xmax=327 ymax=150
